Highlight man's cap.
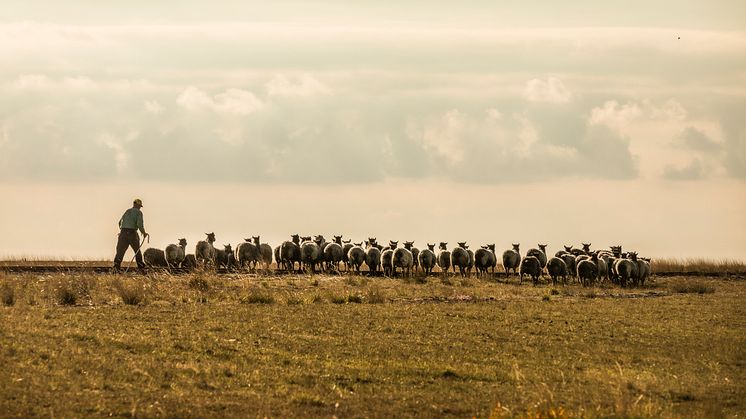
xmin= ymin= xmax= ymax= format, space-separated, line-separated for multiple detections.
xmin=133 ymin=198 xmax=143 ymax=207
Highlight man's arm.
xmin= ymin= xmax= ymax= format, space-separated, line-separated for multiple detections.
xmin=137 ymin=211 xmax=147 ymax=236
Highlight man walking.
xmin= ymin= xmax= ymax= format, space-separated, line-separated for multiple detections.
xmin=113 ymin=198 xmax=149 ymax=273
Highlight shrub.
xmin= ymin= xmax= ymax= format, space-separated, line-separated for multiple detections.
xmin=330 ymin=294 xmax=347 ymax=304
xmin=243 ymin=289 xmax=275 ymax=304
xmin=1 ymin=283 xmax=15 ymax=306
xmin=188 ymin=276 xmax=209 ymax=292
xmin=347 ymin=294 xmax=363 ymax=304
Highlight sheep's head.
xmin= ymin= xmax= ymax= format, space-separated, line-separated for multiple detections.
xmin=368 ymin=237 xmax=377 ymax=245
xmin=439 ymin=242 xmax=448 ymax=250
xmin=403 ymin=241 xmax=414 ymax=249
xmin=512 ymin=243 xmax=520 ymax=251
xmin=178 ymin=238 xmax=187 ymax=247
xmin=582 ymin=243 xmax=591 ymax=251
xmin=564 ymin=245 xmax=573 ymax=252
xmin=224 ymin=244 xmax=232 ymax=252
xmin=205 ymin=232 xmax=216 ymax=243
xmin=252 ymin=236 xmax=261 ymax=245
xmin=628 ymin=252 xmax=638 ymax=261
xmin=389 ymin=240 xmax=398 ymax=249
xmin=427 ymin=243 xmax=435 ymax=251
xmin=458 ymin=242 xmax=467 ymax=249
xmin=343 ymin=239 xmax=351 ymax=244
xmin=300 ymin=236 xmax=312 ymax=242
xmin=291 ymin=234 xmax=300 ymax=244
xmin=315 ymin=235 xmax=325 ymax=242
xmin=353 ymin=242 xmax=363 ymax=247
xmin=333 ymin=235 xmax=343 ymax=244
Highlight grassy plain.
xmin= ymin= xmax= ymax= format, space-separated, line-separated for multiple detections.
xmin=0 ymin=271 xmax=744 ymax=418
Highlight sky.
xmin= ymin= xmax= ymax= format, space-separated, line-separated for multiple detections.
xmin=1 ymin=1 xmax=745 ymax=259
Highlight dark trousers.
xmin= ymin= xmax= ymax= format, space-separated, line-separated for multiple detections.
xmin=113 ymin=229 xmax=144 ymax=269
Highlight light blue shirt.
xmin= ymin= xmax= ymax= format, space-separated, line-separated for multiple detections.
xmin=118 ymin=207 xmax=145 ymax=235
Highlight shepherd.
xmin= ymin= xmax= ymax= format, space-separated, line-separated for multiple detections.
xmin=112 ymin=198 xmax=149 ymax=273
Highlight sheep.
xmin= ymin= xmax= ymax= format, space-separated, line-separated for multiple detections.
xmin=341 ymin=239 xmax=353 ymax=270
xmin=560 ymin=253 xmax=576 ymax=281
xmin=215 ymin=244 xmax=235 ymax=270
xmin=404 ymin=241 xmax=420 ymax=273
xmin=519 ymin=256 xmax=542 ymax=285
xmin=279 ymin=234 xmax=301 ymax=271
xmin=547 ymin=257 xmax=569 ymax=286
xmin=393 ymin=243 xmax=414 ymax=277
xmin=315 ymin=235 xmax=329 ymax=270
xmin=347 ymin=243 xmax=366 ymax=273
xmin=577 ymin=254 xmax=600 ymax=287
xmin=466 ymin=246 xmax=475 ymax=276
xmin=365 ymin=241 xmax=382 ymax=274
xmin=236 ymin=238 xmax=260 ymax=271
xmin=300 ymin=236 xmax=321 ymax=273
xmin=451 ymin=242 xmax=470 ymax=277
xmin=502 ymin=243 xmax=521 ymax=277
xmin=555 ymin=245 xmax=574 ymax=257
xmin=527 ymin=244 xmax=548 ymax=270
xmin=164 ymin=238 xmax=187 ymax=269
xmin=182 ymin=254 xmax=197 ymax=271
xmin=614 ymin=253 xmax=638 ymax=288
xmin=636 ymin=257 xmax=651 ymax=286
xmin=323 ymin=235 xmax=345 ymax=273
xmin=251 ymin=236 xmax=273 ymax=270
xmin=195 ymin=232 xmax=217 ymax=268
xmin=474 ymin=244 xmax=496 ymax=278
xmin=596 ymin=252 xmax=610 ymax=282
xmin=381 ymin=240 xmax=397 ymax=277
xmin=143 ymin=248 xmax=168 ymax=268
xmin=418 ymin=243 xmax=437 ymax=275
xmin=437 ymin=242 xmax=451 ymax=275
xmin=274 ymin=245 xmax=281 ymax=269
xmin=570 ymin=243 xmax=591 ymax=256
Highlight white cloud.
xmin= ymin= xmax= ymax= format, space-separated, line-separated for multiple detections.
xmin=176 ymin=86 xmax=263 ymax=115
xmin=417 ymin=109 xmax=468 ymax=165
xmin=96 ymin=131 xmax=138 ymax=173
xmin=13 ymin=74 xmax=50 ymax=89
xmin=266 ymin=74 xmax=330 ymax=98
xmin=523 ymin=77 xmax=572 ymax=103
xmin=144 ymin=100 xmax=165 ymax=114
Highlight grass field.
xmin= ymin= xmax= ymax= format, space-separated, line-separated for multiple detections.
xmin=1 ymin=271 xmax=744 ymax=418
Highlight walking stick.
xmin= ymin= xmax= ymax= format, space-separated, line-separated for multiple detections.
xmin=124 ymin=234 xmax=149 ymax=273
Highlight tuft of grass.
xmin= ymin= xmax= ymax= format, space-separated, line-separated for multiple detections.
xmin=1 ymin=283 xmax=15 ymax=306
xmin=56 ymin=282 xmax=78 ymax=306
xmin=346 ymin=294 xmax=363 ymax=304
xmin=542 ymin=295 xmax=551 ymax=302
xmin=311 ymin=294 xmax=324 ymax=304
xmin=188 ymin=276 xmax=210 ymax=292
xmin=243 ymin=289 xmax=276 ymax=304
xmin=550 ymin=289 xmax=560 ymax=296
xmin=113 ymin=280 xmax=145 ymax=306
xmin=669 ymin=280 xmax=715 ymax=294
xmin=366 ymin=287 xmax=388 ymax=304
xmin=330 ymin=294 xmax=347 ymax=304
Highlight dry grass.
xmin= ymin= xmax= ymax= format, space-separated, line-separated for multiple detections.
xmin=0 ymin=272 xmax=744 ymax=417
xmin=652 ymin=258 xmax=746 ymax=274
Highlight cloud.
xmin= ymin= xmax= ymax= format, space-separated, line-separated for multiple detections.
xmin=663 ymin=159 xmax=704 ymax=180
xmin=676 ymin=126 xmax=721 ymax=152
xmin=523 ymin=77 xmax=572 ymax=103
xmin=266 ymin=74 xmax=330 ymax=98
xmin=176 ymin=86 xmax=263 ymax=115
xmin=144 ymin=100 xmax=165 ymax=114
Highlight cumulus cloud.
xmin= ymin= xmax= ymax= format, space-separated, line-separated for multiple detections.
xmin=663 ymin=159 xmax=704 ymax=180
xmin=176 ymin=86 xmax=263 ymax=115
xmin=676 ymin=126 xmax=721 ymax=152
xmin=144 ymin=99 xmax=165 ymax=114
xmin=523 ymin=77 xmax=572 ymax=103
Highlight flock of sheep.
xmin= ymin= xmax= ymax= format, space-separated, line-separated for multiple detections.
xmin=142 ymin=234 xmax=652 ymax=287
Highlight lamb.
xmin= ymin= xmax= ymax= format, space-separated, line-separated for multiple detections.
xmin=279 ymin=234 xmax=301 ymax=271
xmin=195 ymin=232 xmax=217 ymax=268
xmin=215 ymin=244 xmax=235 ymax=270
xmin=236 ymin=238 xmax=259 ymax=271
xmin=323 ymin=235 xmax=345 ymax=272
xmin=526 ymin=244 xmax=548 ymax=269
xmin=474 ymin=244 xmax=496 ymax=278
xmin=614 ymin=252 xmax=639 ymax=287
xmin=418 ymin=243 xmax=437 ymax=275
xmin=347 ymin=243 xmax=366 ymax=273
xmin=341 ymin=239 xmax=353 ymax=271
xmin=143 ymin=248 xmax=168 ymax=268
xmin=393 ymin=242 xmax=414 ymax=277
xmin=636 ymin=257 xmax=651 ymax=286
xmin=519 ymin=256 xmax=542 ymax=285
xmin=450 ymin=242 xmax=470 ymax=277
xmin=365 ymin=241 xmax=382 ymax=274
xmin=300 ymin=236 xmax=321 ymax=273
xmin=165 ymin=238 xmax=188 ymax=269
xmin=404 ymin=241 xmax=420 ymax=273
xmin=577 ymin=253 xmax=600 ymax=287
xmin=502 ymin=243 xmax=521 ymax=277
xmin=437 ymin=242 xmax=451 ymax=275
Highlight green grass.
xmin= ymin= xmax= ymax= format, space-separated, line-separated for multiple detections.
xmin=0 ymin=273 xmax=744 ymax=417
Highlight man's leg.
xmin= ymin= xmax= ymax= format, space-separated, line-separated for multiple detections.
xmin=127 ymin=232 xmax=146 ymax=269
xmin=113 ymin=231 xmax=130 ymax=269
